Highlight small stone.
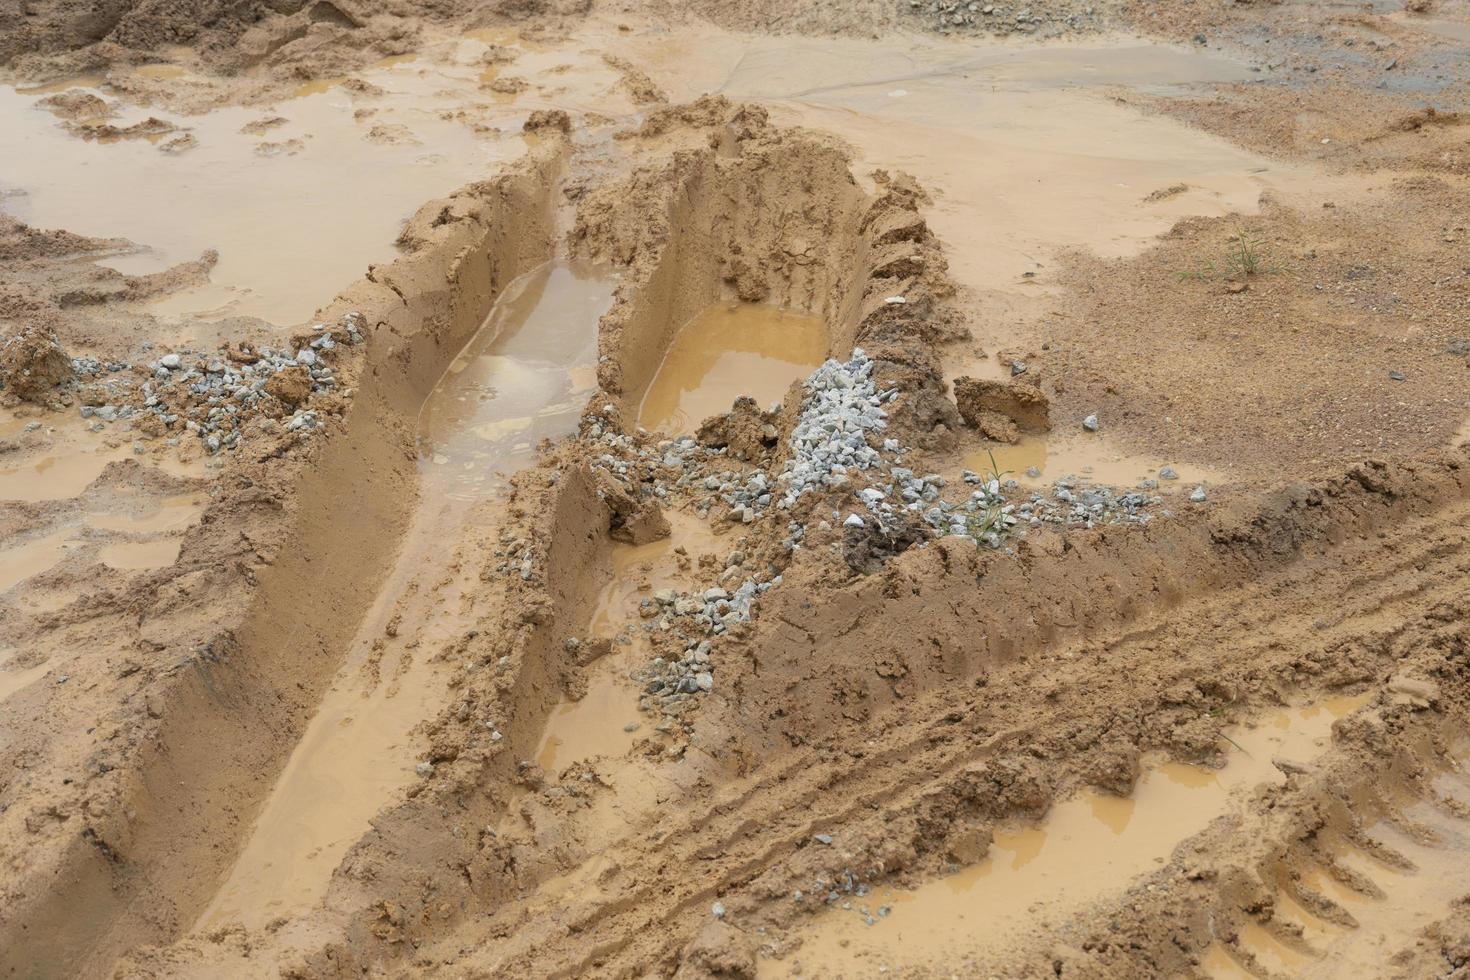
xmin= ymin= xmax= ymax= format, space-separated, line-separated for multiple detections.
xmin=1388 ymin=370 xmax=1405 ymax=381
xmin=1159 ymin=466 xmax=1178 ymax=480
xmin=712 ymin=902 xmax=726 ymax=919
xmin=1189 ymin=486 xmax=1207 ymax=503
xmin=160 ymin=353 xmax=182 ymax=370
xmin=1082 ymin=414 xmax=1099 ymax=432
xmin=843 ymin=514 xmax=865 ymax=528
xmin=415 ymin=761 xmax=434 ymax=778
xmin=1010 ymin=360 xmax=1027 ymax=376
xmin=813 ymin=833 xmax=834 ymax=845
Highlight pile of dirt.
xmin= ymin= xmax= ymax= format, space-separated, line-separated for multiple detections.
xmin=0 ymin=323 xmax=72 ymax=404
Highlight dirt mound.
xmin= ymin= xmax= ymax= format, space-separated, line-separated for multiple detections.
xmin=0 ymin=323 xmax=72 ymax=404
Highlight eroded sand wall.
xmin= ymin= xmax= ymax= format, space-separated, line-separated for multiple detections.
xmin=585 ymin=136 xmax=877 ymax=416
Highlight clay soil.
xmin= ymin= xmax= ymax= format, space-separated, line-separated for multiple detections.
xmin=2 ymin=1 xmax=1470 ymax=979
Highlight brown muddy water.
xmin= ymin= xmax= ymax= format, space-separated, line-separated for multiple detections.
xmin=638 ymin=304 xmax=828 ymax=434
xmin=765 ymin=698 xmax=1365 ymax=977
xmin=419 ymin=259 xmax=617 ymax=498
xmin=0 ymin=52 xmax=535 ymax=328
xmin=965 ymin=434 xmax=1221 ymax=491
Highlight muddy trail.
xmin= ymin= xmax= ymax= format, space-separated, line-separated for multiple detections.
xmin=2 ymin=2 xmax=1470 ymax=979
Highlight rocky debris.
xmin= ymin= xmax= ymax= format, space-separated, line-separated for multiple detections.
xmin=1083 ymin=412 xmax=1100 ymax=432
xmin=485 ymin=76 xmax=529 ymax=95
xmin=64 ymin=311 xmax=364 ymax=454
xmin=64 ymin=116 xmax=178 ymax=143
xmin=777 ymin=348 xmax=894 ymax=509
xmin=37 ymin=91 xmax=112 ymax=122
xmin=972 ymin=408 xmax=1020 ymax=443
xmin=953 ymin=376 xmax=1050 ymax=434
xmin=908 ymin=0 xmax=1101 ymax=37
xmin=580 ymin=342 xmax=1177 ymax=717
xmin=602 ymin=54 xmax=668 ymax=106
xmin=0 ymin=323 xmax=72 ymax=404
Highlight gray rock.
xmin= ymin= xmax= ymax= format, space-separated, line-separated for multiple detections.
xmin=1082 ymin=413 xmax=1099 ymax=432
xmin=1189 ymin=486 xmax=1207 ymax=503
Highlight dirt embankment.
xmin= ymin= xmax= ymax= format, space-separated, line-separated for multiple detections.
xmin=0 ymin=140 xmax=568 ymax=977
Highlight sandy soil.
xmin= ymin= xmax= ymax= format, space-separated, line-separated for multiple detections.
xmin=1 ymin=0 xmax=1469 ymax=978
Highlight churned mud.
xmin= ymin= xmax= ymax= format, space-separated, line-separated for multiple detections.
xmin=2 ymin=1 xmax=1469 ymax=978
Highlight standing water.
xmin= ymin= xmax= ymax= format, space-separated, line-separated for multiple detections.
xmin=419 ymin=260 xmax=616 ymax=496
xmin=638 ymin=303 xmax=827 ymax=434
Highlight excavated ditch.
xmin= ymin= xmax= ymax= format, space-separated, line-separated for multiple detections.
xmin=0 ymin=143 xmax=567 ymax=977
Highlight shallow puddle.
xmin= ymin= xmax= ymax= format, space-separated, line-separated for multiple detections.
xmin=0 ymin=445 xmax=120 ymax=502
xmin=536 ymin=656 xmax=644 ymax=773
xmin=766 ymin=697 xmax=1364 ymax=977
xmin=1389 ymin=13 xmax=1470 ymax=44
xmin=637 ymin=303 xmax=828 ymax=433
xmin=98 ymin=538 xmax=182 ymax=570
xmin=87 ymin=492 xmax=205 ymax=533
xmin=0 ymin=527 xmax=79 ymax=593
xmin=0 ymin=67 xmax=518 ymax=327
xmin=965 ymin=434 xmax=1221 ymax=490
xmin=419 ymin=259 xmax=617 ymax=499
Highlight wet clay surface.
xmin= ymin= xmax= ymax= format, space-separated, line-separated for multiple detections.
xmin=2 ymin=3 xmax=1470 ymax=979
xmin=770 ymin=699 xmax=1366 ymax=976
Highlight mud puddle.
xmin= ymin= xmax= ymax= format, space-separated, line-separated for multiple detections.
xmin=767 ymin=698 xmax=1364 ymax=977
xmin=1209 ymin=763 xmax=1470 ymax=979
xmin=87 ymin=491 xmax=206 ymax=532
xmin=419 ymin=259 xmax=617 ymax=498
xmin=628 ymin=32 xmax=1307 ymax=292
xmin=0 ymin=68 xmax=516 ymax=327
xmin=0 ymin=527 xmax=80 ymax=593
xmin=199 ymin=260 xmax=616 ymax=931
xmin=965 ymin=434 xmax=1221 ymax=491
xmin=1388 ymin=12 xmax=1470 ymax=44
xmin=637 ymin=303 xmax=827 ymax=433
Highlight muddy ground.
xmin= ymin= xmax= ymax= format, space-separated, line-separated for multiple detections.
xmin=1 ymin=0 xmax=1469 ymax=978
